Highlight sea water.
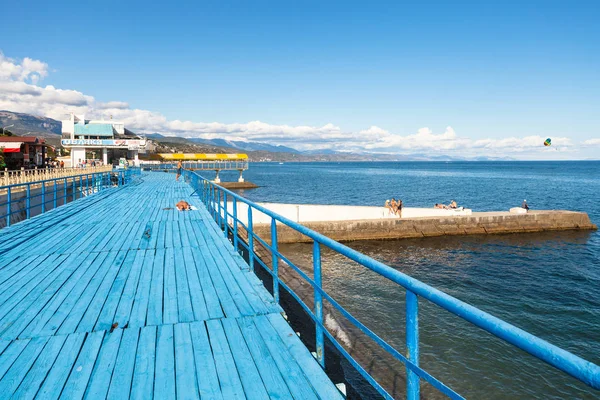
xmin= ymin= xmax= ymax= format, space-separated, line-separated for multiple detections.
xmin=214 ymin=161 xmax=600 ymax=399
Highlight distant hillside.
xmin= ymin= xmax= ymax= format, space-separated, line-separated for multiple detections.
xmin=0 ymin=111 xmax=513 ymax=162
xmin=0 ymin=110 xmax=62 ymax=137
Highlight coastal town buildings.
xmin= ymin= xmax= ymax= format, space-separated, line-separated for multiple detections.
xmin=0 ymin=136 xmax=48 ymax=169
xmin=61 ymin=113 xmax=146 ymax=166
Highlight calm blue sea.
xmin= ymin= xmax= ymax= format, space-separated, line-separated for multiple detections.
xmin=214 ymin=161 xmax=600 ymax=399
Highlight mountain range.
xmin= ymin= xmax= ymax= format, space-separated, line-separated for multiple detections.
xmin=0 ymin=110 xmax=514 ymax=161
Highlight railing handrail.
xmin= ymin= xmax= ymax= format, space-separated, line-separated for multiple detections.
xmin=0 ymin=168 xmax=118 ymax=190
xmin=0 ymin=165 xmax=111 ymax=174
xmin=187 ymin=170 xmax=600 ymax=398
xmin=0 ymin=167 xmax=142 ymax=229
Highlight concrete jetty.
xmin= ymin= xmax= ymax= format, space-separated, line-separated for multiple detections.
xmin=230 ymin=203 xmax=597 ymax=243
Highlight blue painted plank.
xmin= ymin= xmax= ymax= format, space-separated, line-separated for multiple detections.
xmin=156 ymin=222 xmax=167 ymax=249
xmin=205 ymin=319 xmax=246 ymax=400
xmin=154 ymin=324 xmax=176 ymax=399
xmin=180 ymin=246 xmax=212 ymax=321
xmin=147 ymin=248 xmax=165 ymax=326
xmin=130 ymin=326 xmax=156 ymax=400
xmin=0 ymin=338 xmax=31 ymax=381
xmin=0 ymin=255 xmax=37 ymax=284
xmin=174 ymin=323 xmax=199 ymax=400
xmin=59 ymin=330 xmax=105 ymax=399
xmin=94 ymin=250 xmax=137 ymax=331
xmin=190 ymin=242 xmax=242 ymax=318
xmin=113 ymin=250 xmax=146 ymax=327
xmin=56 ymin=251 xmax=119 ymax=335
xmin=0 ymin=254 xmax=62 ymax=318
xmin=129 ymin=250 xmax=156 ymax=328
xmin=173 ymin=247 xmax=195 ymax=323
xmin=183 ymin=222 xmax=222 ymax=320
xmin=205 ymin=243 xmax=270 ymax=315
xmin=76 ymin=251 xmax=128 ymax=333
xmin=11 ymin=334 xmax=67 ymax=400
xmin=38 ymin=252 xmax=111 ymax=337
xmin=195 ymin=230 xmax=255 ymax=317
xmin=252 ymin=315 xmax=320 ymax=400
xmin=163 ymin=248 xmax=179 ymax=324
xmin=107 ymin=326 xmax=140 ymax=399
xmin=221 ymin=318 xmax=270 ymax=400
xmin=188 ymin=322 xmax=223 ymax=400
xmin=165 ymin=221 xmax=175 ymax=250
xmin=19 ymin=252 xmax=101 ymax=339
xmin=267 ymin=313 xmax=344 ymax=400
xmin=36 ymin=332 xmax=86 ymax=399
xmin=1 ymin=252 xmax=88 ymax=340
xmin=84 ymin=329 xmax=123 ymax=398
xmin=236 ymin=317 xmax=294 ymax=399
xmin=0 ymin=339 xmax=11 ymax=355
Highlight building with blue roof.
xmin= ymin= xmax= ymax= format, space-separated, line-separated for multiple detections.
xmin=61 ymin=113 xmax=146 ymax=167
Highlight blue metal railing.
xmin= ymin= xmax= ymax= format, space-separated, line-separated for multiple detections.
xmin=0 ymin=168 xmax=141 ymax=229
xmin=184 ymin=170 xmax=600 ymax=399
xmin=140 ymin=161 xmax=248 ymax=171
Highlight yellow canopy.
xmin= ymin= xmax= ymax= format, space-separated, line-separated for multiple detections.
xmin=158 ymin=153 xmax=248 ymax=160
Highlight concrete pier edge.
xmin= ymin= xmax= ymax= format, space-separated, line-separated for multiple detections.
xmin=252 ymin=210 xmax=597 ymax=243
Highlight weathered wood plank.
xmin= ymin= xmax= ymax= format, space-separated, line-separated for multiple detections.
xmin=130 ymin=326 xmax=156 ymax=400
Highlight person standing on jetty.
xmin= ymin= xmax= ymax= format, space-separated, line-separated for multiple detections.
xmin=176 ymin=160 xmax=183 ymax=181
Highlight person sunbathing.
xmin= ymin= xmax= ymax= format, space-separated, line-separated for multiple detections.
xmin=176 ymin=200 xmax=191 ymax=211
xmin=449 ymin=200 xmax=458 ymax=209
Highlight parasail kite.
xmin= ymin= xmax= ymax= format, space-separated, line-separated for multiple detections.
xmin=544 ymin=138 xmax=551 ymax=147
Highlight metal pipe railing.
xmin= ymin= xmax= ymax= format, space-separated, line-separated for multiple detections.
xmin=140 ymin=161 xmax=248 ymax=171
xmin=184 ymin=169 xmax=600 ymax=399
xmin=0 ymin=165 xmax=113 ymax=186
xmin=0 ymin=167 xmax=141 ymax=229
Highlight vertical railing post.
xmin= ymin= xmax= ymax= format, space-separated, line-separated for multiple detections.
xmin=6 ymin=187 xmax=11 ymax=227
xmin=248 ymin=207 xmax=254 ymax=272
xmin=217 ymin=189 xmax=221 ymax=226
xmin=79 ymin=176 xmax=82 ymax=198
xmin=233 ymin=196 xmax=239 ymax=252
xmin=26 ymin=184 xmax=31 ymax=219
xmin=313 ymin=241 xmax=325 ymax=368
xmin=63 ymin=177 xmax=67 ymax=205
xmin=53 ymin=180 xmax=57 ymax=209
xmin=406 ymin=290 xmax=420 ymax=400
xmin=223 ymin=191 xmax=228 ymax=238
xmin=41 ymin=183 xmax=46 ymax=213
xmin=271 ymin=218 xmax=279 ymax=304
xmin=72 ymin=177 xmax=76 ymax=201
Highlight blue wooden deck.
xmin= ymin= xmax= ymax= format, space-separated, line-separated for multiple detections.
xmin=0 ymin=172 xmax=342 ymax=399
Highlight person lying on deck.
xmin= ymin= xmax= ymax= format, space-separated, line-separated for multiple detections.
xmin=176 ymin=200 xmax=191 ymax=211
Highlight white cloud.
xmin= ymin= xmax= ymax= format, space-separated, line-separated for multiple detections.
xmin=0 ymin=52 xmax=48 ymax=83
xmin=583 ymin=138 xmax=600 ymax=146
xmin=0 ymin=50 xmax=595 ymax=158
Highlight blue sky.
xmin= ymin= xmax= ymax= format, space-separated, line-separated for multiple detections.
xmin=1 ymin=0 xmax=599 ymax=158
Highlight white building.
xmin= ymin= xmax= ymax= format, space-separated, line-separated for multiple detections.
xmin=61 ymin=113 xmax=146 ymax=166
